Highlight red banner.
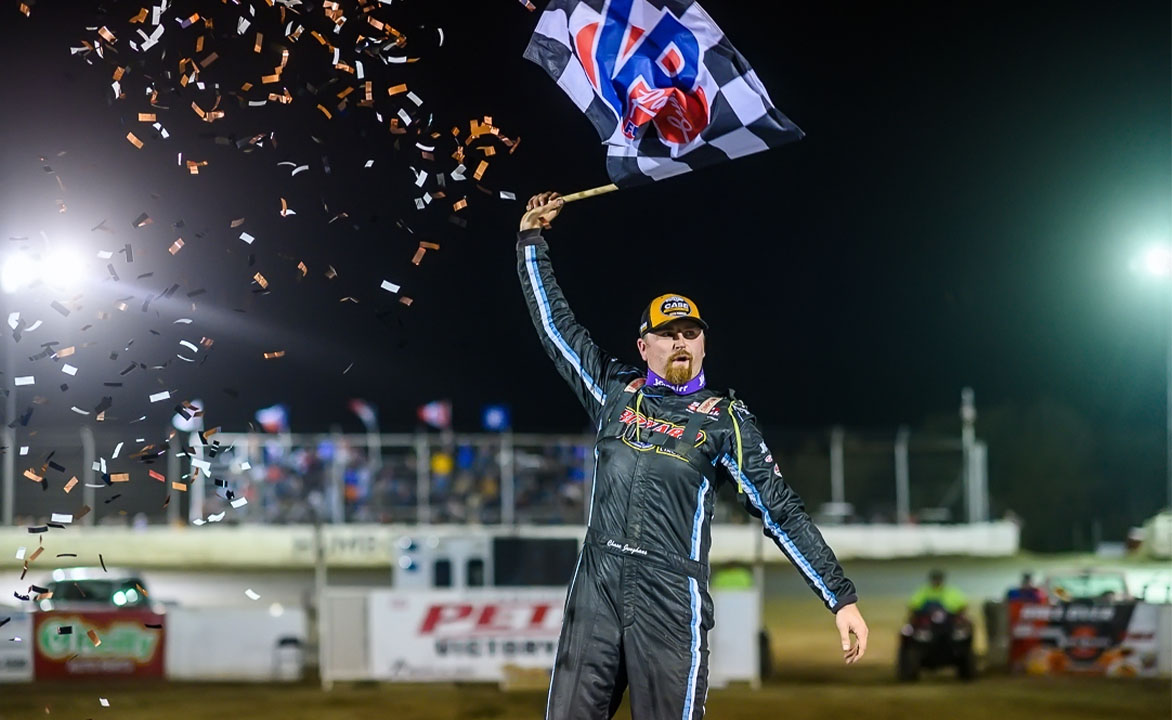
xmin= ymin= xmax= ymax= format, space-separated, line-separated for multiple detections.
xmin=33 ymin=611 xmax=165 ymax=678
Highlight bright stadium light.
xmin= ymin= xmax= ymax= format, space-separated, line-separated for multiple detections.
xmin=1 ymin=247 xmax=86 ymax=294
xmin=1 ymin=253 xmax=37 ymax=294
xmin=1140 ymin=243 xmax=1172 ymax=278
xmin=42 ymin=248 xmax=86 ymax=291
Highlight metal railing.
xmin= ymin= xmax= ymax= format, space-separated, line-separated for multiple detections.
xmin=2 ymin=427 xmax=982 ymax=528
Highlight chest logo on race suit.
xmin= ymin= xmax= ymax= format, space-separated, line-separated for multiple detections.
xmin=624 ymin=377 xmax=647 ymax=393
xmin=687 ymin=396 xmax=722 ymax=416
xmin=616 ymin=406 xmax=707 ymax=460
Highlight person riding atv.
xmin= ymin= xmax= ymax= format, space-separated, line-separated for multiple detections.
xmin=898 ymin=569 xmax=976 ymax=681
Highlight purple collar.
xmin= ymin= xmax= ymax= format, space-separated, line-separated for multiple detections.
xmin=645 ymin=367 xmax=707 ymax=395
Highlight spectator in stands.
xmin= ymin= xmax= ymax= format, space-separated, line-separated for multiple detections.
xmin=908 ymin=568 xmax=968 ymax=617
xmin=1006 ymin=572 xmax=1047 ymax=603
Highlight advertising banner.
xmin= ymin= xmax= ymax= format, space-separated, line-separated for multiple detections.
xmin=0 ymin=612 xmax=34 ymax=682
xmin=368 ymin=589 xmax=565 ymax=682
xmin=1009 ymin=600 xmax=1162 ymax=677
xmin=33 ymin=611 xmax=165 ymax=678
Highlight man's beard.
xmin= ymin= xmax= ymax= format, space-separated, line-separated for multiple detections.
xmin=663 ymin=353 xmax=694 ymax=385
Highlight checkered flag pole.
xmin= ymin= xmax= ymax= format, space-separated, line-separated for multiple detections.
xmin=525 ymin=0 xmax=804 ymax=189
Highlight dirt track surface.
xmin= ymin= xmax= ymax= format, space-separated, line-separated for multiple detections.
xmin=2 ymin=674 xmax=1168 ymax=720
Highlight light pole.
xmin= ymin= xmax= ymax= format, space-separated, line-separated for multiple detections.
xmin=1134 ymin=243 xmax=1172 ymax=510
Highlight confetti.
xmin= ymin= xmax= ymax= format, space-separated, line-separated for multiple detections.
xmin=149 ymin=391 xmax=171 ymax=403
xmin=64 ymin=476 xmax=78 ymax=493
xmin=126 ymin=132 xmax=144 ymax=149
xmin=244 ymin=588 xmax=261 ymax=600
xmin=380 ymin=280 xmax=400 ymax=293
xmin=263 ymin=350 xmax=286 ymax=359
xmin=88 ymin=629 xmax=102 ymax=647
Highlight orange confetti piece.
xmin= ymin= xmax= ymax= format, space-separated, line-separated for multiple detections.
xmin=264 ymin=350 xmax=286 ymax=359
xmin=421 ymin=242 xmax=440 ymax=250
xmin=129 ymin=8 xmax=147 ymax=23
xmin=261 ymin=73 xmax=281 ymax=84
xmin=110 ymin=473 xmax=130 ymax=483
xmin=253 ymin=272 xmax=269 ymax=289
xmin=126 ymin=132 xmax=144 ymax=149
xmin=149 ymin=470 xmax=166 ymax=482
xmin=23 ymin=469 xmax=43 ymax=483
xmin=98 ymin=26 xmax=116 ymax=43
xmin=254 ymin=32 xmax=263 ymax=53
xmin=411 ymin=247 xmax=426 ymax=265
xmin=18 ymin=3 xmax=30 ymax=17
xmin=297 ymin=261 xmax=308 ymax=277
xmin=64 ymin=476 xmax=78 ymax=493
xmin=88 ymin=629 xmax=102 ymax=647
xmin=316 ymin=104 xmax=333 ymax=119
xmin=387 ymin=83 xmax=408 ymax=96
xmin=28 ymin=546 xmax=44 ymax=563
xmin=169 ymin=238 xmax=185 ymax=255
xmin=473 ymin=160 xmax=489 ymax=180
xmin=171 ymin=481 xmax=187 ymax=492
xmin=452 ymin=198 xmax=468 ymax=212
xmin=230 ymin=217 xmax=246 ymax=228
xmin=399 ymin=297 xmax=414 ymax=306
xmin=138 ymin=112 xmax=156 ymax=122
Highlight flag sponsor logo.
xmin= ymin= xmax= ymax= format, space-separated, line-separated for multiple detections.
xmin=574 ymin=2 xmax=710 ymax=143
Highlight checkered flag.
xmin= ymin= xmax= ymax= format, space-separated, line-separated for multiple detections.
xmin=524 ymin=0 xmax=804 ymax=187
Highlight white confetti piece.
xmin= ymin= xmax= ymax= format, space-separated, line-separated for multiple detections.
xmin=192 ymin=518 xmax=206 ymax=526
xmin=500 ymin=191 xmax=516 ymax=200
xmin=15 ymin=546 xmax=26 ymax=560
xmin=99 ymin=698 xmax=109 ymax=707
xmin=62 ymin=363 xmax=78 ymax=376
xmin=112 ymin=442 xmax=123 ymax=459
xmin=51 ymin=513 xmax=73 ymax=524
xmin=97 ymin=250 xmax=114 ymax=259
xmin=364 ymin=159 xmax=374 ymax=168
xmin=173 ymin=318 xmax=194 ymax=324
xmin=245 ymin=588 xmax=261 ymax=600
xmin=240 ymin=232 xmax=255 ymax=245
xmin=19 ymin=447 xmax=28 ymax=456
xmin=240 ymin=461 xmax=252 ymax=471
xmin=291 ymin=164 xmax=310 ymax=176
xmin=149 ymin=391 xmax=171 ymax=403
xmin=207 ymin=511 xmax=226 ymax=523
xmin=179 ymin=340 xmax=199 ymax=353
xmin=14 ymin=376 xmax=34 ymax=386
xmin=380 ymin=280 xmax=401 ymax=293
xmin=397 ymin=107 xmax=412 ymax=126
xmin=191 ymin=458 xmax=212 ymax=473
xmin=231 ymin=497 xmax=248 ymax=509
xmin=406 ymin=91 xmax=423 ymax=106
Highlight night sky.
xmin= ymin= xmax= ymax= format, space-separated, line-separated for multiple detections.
xmin=0 ymin=0 xmax=1168 ymax=458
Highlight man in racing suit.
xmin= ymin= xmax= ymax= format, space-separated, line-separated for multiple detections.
xmin=518 ymin=192 xmax=868 ymax=720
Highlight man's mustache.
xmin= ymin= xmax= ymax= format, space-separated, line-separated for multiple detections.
xmin=670 ymin=352 xmax=692 ymax=362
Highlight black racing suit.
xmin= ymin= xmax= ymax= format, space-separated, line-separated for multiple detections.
xmin=517 ymin=230 xmax=857 ymax=720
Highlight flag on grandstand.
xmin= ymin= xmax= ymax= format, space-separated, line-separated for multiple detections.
xmin=348 ymin=398 xmax=378 ymax=431
xmin=417 ymin=399 xmax=453 ymax=430
xmin=481 ymin=404 xmax=512 ymax=432
xmin=254 ymin=403 xmax=289 ymax=433
xmin=524 ymin=0 xmax=804 ymax=187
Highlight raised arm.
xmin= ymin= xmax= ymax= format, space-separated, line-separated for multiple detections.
xmin=516 ymin=192 xmax=614 ymax=417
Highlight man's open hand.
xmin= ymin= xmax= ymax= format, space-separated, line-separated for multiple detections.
xmin=521 ymin=191 xmax=564 ymax=231
xmin=835 ymin=603 xmax=868 ymax=664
